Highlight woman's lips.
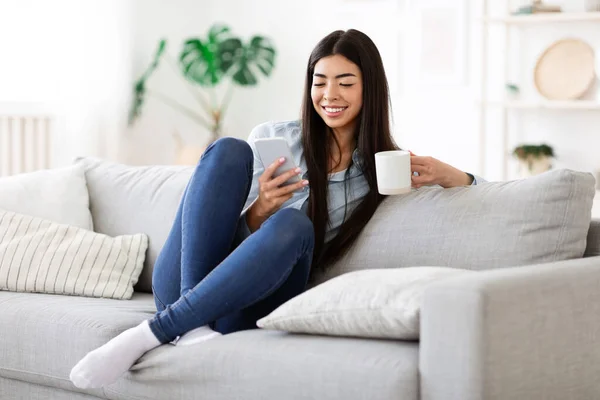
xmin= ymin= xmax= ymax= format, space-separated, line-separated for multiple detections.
xmin=322 ymin=106 xmax=347 ymax=117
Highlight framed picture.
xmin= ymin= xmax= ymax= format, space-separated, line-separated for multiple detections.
xmin=408 ymin=0 xmax=468 ymax=86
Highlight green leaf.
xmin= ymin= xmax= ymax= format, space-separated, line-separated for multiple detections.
xmin=218 ymin=38 xmax=243 ymax=73
xmin=128 ymin=39 xmax=168 ymax=125
xmin=179 ymin=24 xmax=233 ymax=87
xmin=180 ymin=38 xmax=221 ymax=86
xmin=228 ymin=35 xmax=276 ymax=86
xmin=248 ymin=36 xmax=275 ymax=76
xmin=150 ymin=39 xmax=167 ymax=70
xmin=128 ymin=79 xmax=146 ymax=125
xmin=233 ymin=61 xmax=258 ymax=86
xmin=512 ymin=144 xmax=555 ymax=159
xmin=208 ymin=24 xmax=231 ymax=44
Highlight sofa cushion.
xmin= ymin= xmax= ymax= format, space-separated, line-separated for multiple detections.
xmin=113 ymin=331 xmax=417 ymax=400
xmin=0 ymin=291 xmax=154 ymax=397
xmin=0 ymin=291 xmax=418 ymax=400
xmin=74 ymin=157 xmax=193 ymax=293
xmin=0 ymin=209 xmax=148 ymax=300
xmin=258 ymin=267 xmax=474 ymax=340
xmin=0 ymin=164 xmax=93 ymax=230
xmin=0 ymin=377 xmax=98 ymax=400
xmin=311 ymin=169 xmax=595 ymax=286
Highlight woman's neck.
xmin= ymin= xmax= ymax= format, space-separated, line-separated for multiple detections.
xmin=329 ymin=125 xmax=356 ymax=173
xmin=330 ymin=125 xmax=355 ymax=154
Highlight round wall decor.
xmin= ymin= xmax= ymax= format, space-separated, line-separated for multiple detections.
xmin=533 ymin=38 xmax=596 ymax=100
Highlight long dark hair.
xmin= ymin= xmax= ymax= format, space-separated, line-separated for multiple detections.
xmin=301 ymin=29 xmax=398 ymax=272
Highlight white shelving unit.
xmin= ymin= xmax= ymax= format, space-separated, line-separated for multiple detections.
xmin=479 ymin=6 xmax=600 ymax=180
xmin=482 ymin=99 xmax=600 ymax=109
xmin=483 ymin=11 xmax=600 ymax=24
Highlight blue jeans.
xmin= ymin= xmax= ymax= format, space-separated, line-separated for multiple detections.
xmin=149 ymin=137 xmax=315 ymax=343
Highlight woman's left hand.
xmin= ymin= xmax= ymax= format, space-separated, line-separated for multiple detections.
xmin=410 ymin=153 xmax=473 ymax=188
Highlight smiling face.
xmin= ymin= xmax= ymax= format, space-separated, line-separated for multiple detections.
xmin=311 ymin=55 xmax=363 ymax=134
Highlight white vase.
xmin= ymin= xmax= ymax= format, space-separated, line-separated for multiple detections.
xmin=517 ymin=156 xmax=552 ymax=178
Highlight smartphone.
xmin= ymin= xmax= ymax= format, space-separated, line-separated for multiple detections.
xmin=254 ymin=137 xmax=303 ymax=186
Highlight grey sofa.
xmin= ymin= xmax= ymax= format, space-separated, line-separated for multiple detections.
xmin=1 ymin=157 xmax=599 ymax=400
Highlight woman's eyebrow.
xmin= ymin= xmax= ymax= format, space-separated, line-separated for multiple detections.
xmin=313 ymin=73 xmax=357 ymax=79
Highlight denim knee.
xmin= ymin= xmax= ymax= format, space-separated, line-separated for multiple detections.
xmin=202 ymin=137 xmax=253 ymax=168
xmin=267 ymin=208 xmax=315 ymax=249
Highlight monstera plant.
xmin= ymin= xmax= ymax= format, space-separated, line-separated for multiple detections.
xmin=129 ymin=24 xmax=277 ymax=144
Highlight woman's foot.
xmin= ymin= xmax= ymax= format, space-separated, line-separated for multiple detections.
xmin=172 ymin=324 xmax=222 ymax=346
xmin=69 ymin=320 xmax=161 ymax=389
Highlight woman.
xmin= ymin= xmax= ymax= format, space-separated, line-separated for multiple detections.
xmin=70 ymin=29 xmax=482 ymax=389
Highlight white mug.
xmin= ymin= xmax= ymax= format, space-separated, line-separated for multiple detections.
xmin=375 ymin=150 xmax=412 ymax=195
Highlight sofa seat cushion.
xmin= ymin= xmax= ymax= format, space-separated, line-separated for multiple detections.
xmin=0 ymin=291 xmax=418 ymax=400
xmin=0 ymin=291 xmax=155 ymax=397
xmin=108 ymin=329 xmax=418 ymax=400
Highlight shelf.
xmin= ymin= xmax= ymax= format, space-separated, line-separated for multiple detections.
xmin=483 ymin=11 xmax=600 ymax=24
xmin=482 ymin=100 xmax=600 ymax=110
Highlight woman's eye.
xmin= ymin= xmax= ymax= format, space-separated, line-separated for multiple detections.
xmin=340 ymin=83 xmax=354 ymax=87
xmin=313 ymin=83 xmax=325 ymax=87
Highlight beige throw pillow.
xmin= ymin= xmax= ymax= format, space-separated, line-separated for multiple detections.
xmin=258 ymin=267 xmax=475 ymax=340
xmin=0 ymin=208 xmax=148 ymax=300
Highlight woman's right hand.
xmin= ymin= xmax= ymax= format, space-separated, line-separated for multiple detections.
xmin=246 ymin=157 xmax=309 ymax=231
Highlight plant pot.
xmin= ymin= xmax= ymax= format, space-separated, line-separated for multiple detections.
xmin=175 ymin=144 xmax=207 ymax=166
xmin=172 ymin=131 xmax=208 ymax=166
xmin=517 ymin=155 xmax=552 ymax=178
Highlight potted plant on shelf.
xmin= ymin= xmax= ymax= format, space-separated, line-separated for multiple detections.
xmin=512 ymin=143 xmax=555 ymax=177
xmin=128 ymin=24 xmax=277 ymax=162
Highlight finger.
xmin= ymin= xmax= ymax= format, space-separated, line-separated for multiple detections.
xmin=270 ymin=167 xmax=303 ymax=188
xmin=411 ymin=165 xmax=429 ymax=175
xmin=411 ymin=174 xmax=430 ymax=185
xmin=261 ymin=157 xmax=287 ymax=181
xmin=272 ymin=179 xmax=309 ymax=197
xmin=409 ymin=150 xmax=417 ymax=156
xmin=410 ymin=156 xmax=430 ymax=166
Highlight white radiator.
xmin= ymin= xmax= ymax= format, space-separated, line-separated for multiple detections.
xmin=0 ymin=105 xmax=53 ymax=177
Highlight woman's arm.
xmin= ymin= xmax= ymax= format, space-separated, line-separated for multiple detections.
xmin=410 ymin=155 xmax=485 ymax=188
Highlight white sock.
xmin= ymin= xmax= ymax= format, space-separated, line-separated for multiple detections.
xmin=173 ymin=324 xmax=222 ymax=346
xmin=69 ymin=320 xmax=161 ymax=389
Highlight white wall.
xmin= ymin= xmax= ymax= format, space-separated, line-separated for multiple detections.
xmin=2 ymin=0 xmax=599 ymax=180
xmin=129 ymin=0 xmax=600 ymax=180
xmin=0 ymin=0 xmax=132 ymax=167
xmin=126 ymin=0 xmax=403 ymax=165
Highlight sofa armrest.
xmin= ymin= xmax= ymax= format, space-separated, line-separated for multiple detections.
xmin=419 ymin=257 xmax=600 ymax=400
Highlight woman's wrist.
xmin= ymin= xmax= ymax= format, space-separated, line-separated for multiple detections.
xmin=246 ymin=203 xmax=267 ymax=232
xmin=445 ymin=169 xmax=473 ymax=188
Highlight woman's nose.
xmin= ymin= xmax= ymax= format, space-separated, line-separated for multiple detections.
xmin=323 ymin=85 xmax=339 ymax=101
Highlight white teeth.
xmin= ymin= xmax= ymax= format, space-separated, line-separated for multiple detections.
xmin=325 ymin=107 xmax=345 ymax=113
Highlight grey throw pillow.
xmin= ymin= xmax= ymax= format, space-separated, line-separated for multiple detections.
xmin=311 ymin=169 xmax=595 ymax=287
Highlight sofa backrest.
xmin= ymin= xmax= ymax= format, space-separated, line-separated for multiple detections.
xmin=75 ymin=157 xmax=193 ymax=293
xmin=76 ymin=157 xmax=597 ymax=294
xmin=310 ymin=169 xmax=596 ymax=287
